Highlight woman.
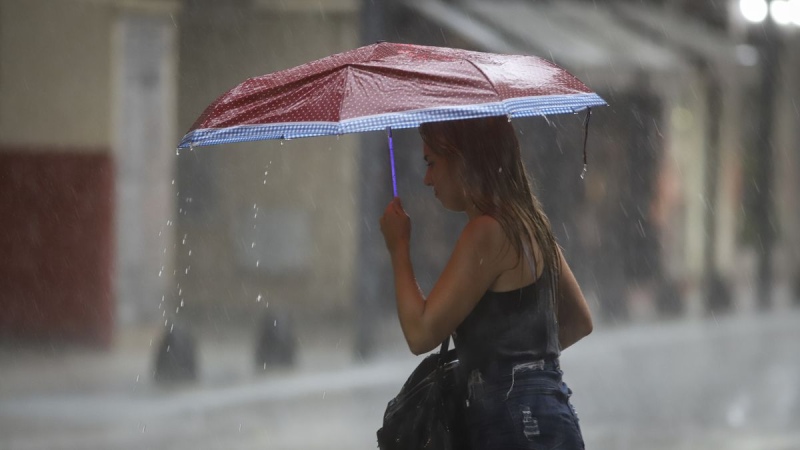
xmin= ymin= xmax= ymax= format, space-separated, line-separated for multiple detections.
xmin=380 ymin=116 xmax=593 ymax=449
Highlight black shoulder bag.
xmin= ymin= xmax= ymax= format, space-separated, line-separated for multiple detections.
xmin=377 ymin=337 xmax=467 ymax=450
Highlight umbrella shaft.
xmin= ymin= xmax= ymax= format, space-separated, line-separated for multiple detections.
xmin=387 ymin=128 xmax=397 ymax=197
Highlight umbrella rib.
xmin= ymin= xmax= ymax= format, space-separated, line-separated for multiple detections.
xmin=338 ymin=66 xmax=354 ymax=133
xmin=463 ymin=59 xmax=501 ymax=100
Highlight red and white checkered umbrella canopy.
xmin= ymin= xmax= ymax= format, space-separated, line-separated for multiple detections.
xmin=179 ymin=42 xmax=605 ymax=149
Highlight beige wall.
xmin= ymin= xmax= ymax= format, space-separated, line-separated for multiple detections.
xmin=0 ymin=0 xmax=113 ymax=150
xmin=0 ymin=0 xmax=361 ymax=326
xmin=176 ymin=5 xmax=360 ymax=321
xmin=0 ymin=0 xmax=182 ymax=328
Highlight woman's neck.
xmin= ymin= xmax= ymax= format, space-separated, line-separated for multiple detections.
xmin=465 ymin=203 xmax=481 ymax=220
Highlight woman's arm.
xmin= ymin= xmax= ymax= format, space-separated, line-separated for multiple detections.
xmin=381 ymin=199 xmax=507 ymax=355
xmin=556 ymin=247 xmax=593 ymax=350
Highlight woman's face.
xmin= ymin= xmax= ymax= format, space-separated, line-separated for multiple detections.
xmin=423 ymin=142 xmax=468 ymax=212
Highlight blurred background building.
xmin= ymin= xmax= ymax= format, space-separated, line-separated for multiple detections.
xmin=3 ymin=0 xmax=797 ymax=347
xmin=1 ymin=0 xmax=800 ymax=448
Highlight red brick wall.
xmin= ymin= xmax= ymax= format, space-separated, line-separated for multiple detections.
xmin=0 ymin=150 xmax=114 ymax=347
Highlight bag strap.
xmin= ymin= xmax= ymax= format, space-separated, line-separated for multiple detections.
xmin=436 ymin=336 xmax=451 ymax=368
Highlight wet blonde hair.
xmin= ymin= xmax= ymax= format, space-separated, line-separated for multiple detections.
xmin=419 ymin=116 xmax=561 ymax=310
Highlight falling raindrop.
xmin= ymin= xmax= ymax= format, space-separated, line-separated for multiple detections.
xmin=166 ymin=345 xmax=170 ymax=352
xmin=171 ymin=179 xmax=175 ymax=185
xmin=188 ymin=250 xmax=192 ymax=256
xmin=238 ymin=424 xmax=242 ymax=432
xmin=251 ymin=242 xmax=256 ymax=248
xmin=263 ymin=363 xmax=267 ymax=370
xmin=257 ymin=294 xmax=262 ymax=302
xmin=185 ymin=267 xmax=189 ymax=274
xmin=580 ymin=164 xmax=588 ymax=180
xmin=136 ymin=374 xmax=140 ymax=382
xmin=141 ymin=424 xmax=147 ymax=433
xmin=170 ymin=323 xmax=174 ymax=332
xmin=273 ymin=320 xmax=277 ymax=327
xmin=182 ymin=234 xmax=187 ymax=245
xmin=322 ymin=391 xmax=327 ymax=399
xmin=180 ymin=300 xmax=184 ymax=307
xmin=256 ymin=260 xmax=260 ymax=268
xmin=175 ymin=307 xmax=179 ymax=313
xmin=158 ymin=270 xmax=163 ymax=277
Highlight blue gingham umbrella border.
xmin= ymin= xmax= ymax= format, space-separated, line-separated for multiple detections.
xmin=178 ymin=92 xmax=606 ymax=149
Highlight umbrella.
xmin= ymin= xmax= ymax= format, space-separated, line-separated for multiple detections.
xmin=178 ymin=42 xmax=606 ymax=193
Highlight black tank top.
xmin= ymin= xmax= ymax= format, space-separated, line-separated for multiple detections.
xmin=452 ymin=265 xmax=560 ymax=373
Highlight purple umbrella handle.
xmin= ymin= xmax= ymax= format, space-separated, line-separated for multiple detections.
xmin=387 ymin=127 xmax=398 ymax=197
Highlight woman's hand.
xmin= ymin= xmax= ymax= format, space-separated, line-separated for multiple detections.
xmin=380 ymin=197 xmax=411 ymax=255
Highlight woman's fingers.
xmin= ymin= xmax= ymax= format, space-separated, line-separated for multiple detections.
xmin=379 ymin=197 xmax=411 ymax=255
xmin=391 ymin=197 xmax=405 ymax=215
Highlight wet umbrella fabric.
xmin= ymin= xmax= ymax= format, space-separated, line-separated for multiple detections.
xmin=178 ymin=42 xmax=606 ymax=193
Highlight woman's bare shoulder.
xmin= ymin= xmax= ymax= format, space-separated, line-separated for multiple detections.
xmin=457 ymin=215 xmax=514 ymax=266
xmin=461 ymin=215 xmax=505 ymax=244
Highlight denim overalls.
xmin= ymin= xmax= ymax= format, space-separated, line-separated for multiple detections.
xmin=453 ymin=267 xmax=585 ymax=449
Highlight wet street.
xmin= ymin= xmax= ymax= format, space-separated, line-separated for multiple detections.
xmin=2 ymin=308 xmax=799 ymax=450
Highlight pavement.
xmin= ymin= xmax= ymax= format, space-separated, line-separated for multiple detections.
xmin=2 ymin=306 xmax=800 ymax=450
